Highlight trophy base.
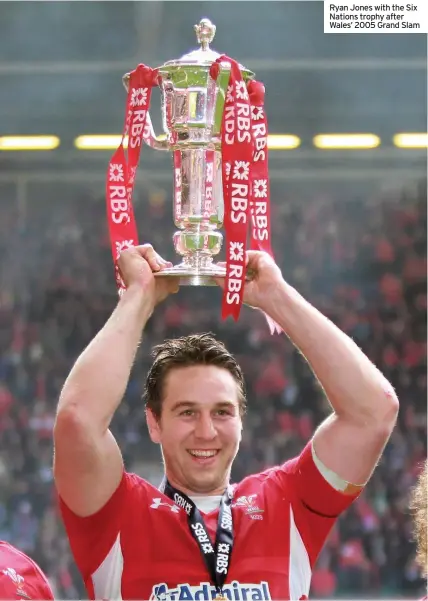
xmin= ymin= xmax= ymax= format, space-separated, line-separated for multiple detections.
xmin=154 ymin=263 xmax=226 ymax=286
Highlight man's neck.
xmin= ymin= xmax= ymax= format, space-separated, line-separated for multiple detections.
xmin=163 ymin=475 xmax=228 ymax=498
xmin=190 ymin=494 xmax=222 ymax=514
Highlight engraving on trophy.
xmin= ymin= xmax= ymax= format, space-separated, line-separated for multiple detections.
xmin=122 ymin=19 xmax=254 ymax=286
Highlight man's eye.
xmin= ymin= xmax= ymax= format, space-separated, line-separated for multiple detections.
xmin=216 ymin=409 xmax=231 ymax=416
xmin=180 ymin=410 xmax=194 ymax=417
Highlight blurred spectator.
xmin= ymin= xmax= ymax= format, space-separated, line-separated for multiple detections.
xmin=409 ymin=460 xmax=428 ymax=585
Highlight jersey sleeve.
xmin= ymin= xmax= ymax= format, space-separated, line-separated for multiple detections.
xmin=33 ymin=569 xmax=55 ymax=600
xmin=269 ymin=442 xmax=362 ymax=566
xmin=284 ymin=441 xmax=362 ymax=516
xmin=58 ymin=471 xmax=143 ymax=578
xmin=0 ymin=543 xmax=55 ymax=601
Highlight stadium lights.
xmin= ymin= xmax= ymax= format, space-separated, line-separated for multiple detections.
xmin=393 ymin=133 xmax=428 ymax=149
xmin=267 ymin=134 xmax=301 ymax=150
xmin=74 ymin=135 xmax=127 ymax=150
xmin=0 ymin=136 xmax=60 ymax=151
xmin=74 ymin=134 xmax=301 ymax=151
xmin=3 ymin=133 xmax=424 ymax=152
xmin=74 ymin=134 xmax=168 ymax=150
xmin=313 ymin=134 xmax=381 ymax=150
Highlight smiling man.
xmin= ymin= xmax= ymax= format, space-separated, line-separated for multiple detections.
xmin=54 ymin=244 xmax=399 ymax=601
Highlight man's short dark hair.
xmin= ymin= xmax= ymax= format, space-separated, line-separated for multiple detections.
xmin=144 ymin=333 xmax=246 ymax=419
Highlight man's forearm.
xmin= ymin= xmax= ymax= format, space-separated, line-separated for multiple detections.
xmin=57 ymin=284 xmax=153 ymax=432
xmin=265 ymin=280 xmax=398 ymax=424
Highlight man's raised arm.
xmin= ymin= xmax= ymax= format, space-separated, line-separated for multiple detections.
xmin=53 ymin=245 xmax=177 ymax=517
xmin=240 ymin=251 xmax=399 ymax=488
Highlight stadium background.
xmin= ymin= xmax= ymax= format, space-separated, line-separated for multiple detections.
xmin=0 ymin=1 xmax=426 ymax=598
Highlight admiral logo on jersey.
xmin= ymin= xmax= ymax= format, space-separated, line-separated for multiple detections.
xmin=149 ymin=580 xmax=272 ymax=601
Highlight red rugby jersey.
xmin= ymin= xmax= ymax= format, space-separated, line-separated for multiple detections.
xmin=60 ymin=442 xmax=361 ymax=600
xmin=0 ymin=541 xmax=54 ymax=600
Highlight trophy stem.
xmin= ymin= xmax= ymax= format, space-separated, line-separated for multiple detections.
xmin=154 ymin=256 xmax=226 ymax=287
xmin=172 ymin=226 xmax=223 ymax=261
xmin=180 ymin=251 xmax=214 ymax=270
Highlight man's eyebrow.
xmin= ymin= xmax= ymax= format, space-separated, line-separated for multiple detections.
xmin=214 ymin=401 xmax=237 ymax=409
xmin=169 ymin=401 xmax=197 ymax=412
xmin=169 ymin=400 xmax=237 ymax=412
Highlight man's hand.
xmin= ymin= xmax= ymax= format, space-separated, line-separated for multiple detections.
xmin=118 ymin=244 xmax=179 ymax=309
xmin=216 ymin=251 xmax=283 ymax=311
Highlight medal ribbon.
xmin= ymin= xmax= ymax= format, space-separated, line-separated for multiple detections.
xmin=105 ymin=64 xmax=158 ymax=293
xmin=161 ymin=480 xmax=234 ymax=597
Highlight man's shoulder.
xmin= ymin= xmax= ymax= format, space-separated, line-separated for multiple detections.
xmin=0 ymin=541 xmax=41 ymax=573
xmin=0 ymin=540 xmax=28 ymax=566
xmin=0 ymin=541 xmax=53 ymax=598
xmin=122 ymin=471 xmax=161 ymax=497
xmin=233 ymin=460 xmax=295 ymax=496
xmin=232 ymin=446 xmax=315 ymax=501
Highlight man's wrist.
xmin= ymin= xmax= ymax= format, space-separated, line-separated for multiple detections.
xmin=121 ymin=283 xmax=154 ymax=320
xmin=258 ymin=278 xmax=292 ymax=315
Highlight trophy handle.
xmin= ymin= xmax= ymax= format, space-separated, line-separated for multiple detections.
xmin=211 ymin=61 xmax=232 ymax=137
xmin=122 ymin=72 xmax=169 ymax=152
xmin=143 ymin=112 xmax=170 ymax=151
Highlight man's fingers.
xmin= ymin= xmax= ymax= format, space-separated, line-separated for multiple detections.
xmin=158 ymin=258 xmax=174 ymax=269
xmin=213 ymin=277 xmax=225 ymax=289
xmin=134 ymin=244 xmax=172 ymax=272
xmin=137 ymin=244 xmax=161 ymax=271
xmin=169 ymin=280 xmax=180 ymax=294
xmin=156 ymin=277 xmax=180 ymax=298
xmin=245 ymin=250 xmax=261 ymax=266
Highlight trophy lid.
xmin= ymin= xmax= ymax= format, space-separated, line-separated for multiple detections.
xmin=159 ymin=18 xmax=253 ymax=75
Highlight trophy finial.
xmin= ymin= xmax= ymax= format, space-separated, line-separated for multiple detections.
xmin=194 ymin=18 xmax=216 ymax=51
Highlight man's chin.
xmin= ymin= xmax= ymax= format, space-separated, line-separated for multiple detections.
xmin=187 ymin=479 xmax=224 ymax=495
xmin=185 ymin=468 xmax=230 ymax=495
xmin=165 ymin=454 xmax=232 ymax=494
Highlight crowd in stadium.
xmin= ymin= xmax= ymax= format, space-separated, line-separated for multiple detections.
xmin=0 ymin=179 xmax=426 ymax=598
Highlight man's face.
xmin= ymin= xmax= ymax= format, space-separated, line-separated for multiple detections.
xmin=147 ymin=365 xmax=243 ymax=495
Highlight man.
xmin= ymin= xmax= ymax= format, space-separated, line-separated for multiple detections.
xmin=54 ymin=245 xmax=399 ymax=600
xmin=410 ymin=460 xmax=427 ymax=587
xmin=0 ymin=541 xmax=54 ymax=600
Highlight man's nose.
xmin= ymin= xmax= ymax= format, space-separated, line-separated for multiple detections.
xmin=194 ymin=413 xmax=217 ymax=440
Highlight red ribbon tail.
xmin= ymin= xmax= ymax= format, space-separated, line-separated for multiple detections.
xmin=106 ymin=64 xmax=158 ymax=295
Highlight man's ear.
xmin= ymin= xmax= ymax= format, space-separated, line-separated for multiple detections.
xmin=146 ymin=408 xmax=161 ymax=444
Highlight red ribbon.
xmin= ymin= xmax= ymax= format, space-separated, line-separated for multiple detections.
xmin=211 ymin=56 xmax=253 ymax=322
xmin=173 ymin=150 xmax=182 ymax=224
xmin=211 ymin=57 xmax=281 ymax=332
xmin=247 ymin=81 xmax=282 ymax=334
xmin=247 ymin=80 xmax=271 ymax=255
xmin=106 ymin=64 xmax=158 ymax=293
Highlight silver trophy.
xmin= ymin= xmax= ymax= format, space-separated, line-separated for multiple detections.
xmin=123 ymin=18 xmax=254 ymax=285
